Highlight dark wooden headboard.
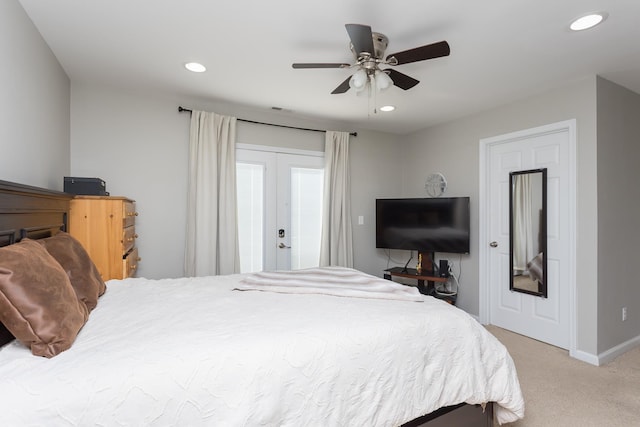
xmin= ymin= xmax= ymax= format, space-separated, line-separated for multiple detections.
xmin=0 ymin=180 xmax=73 ymax=346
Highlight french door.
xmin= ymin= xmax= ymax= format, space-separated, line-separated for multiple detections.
xmin=236 ymin=147 xmax=324 ymax=273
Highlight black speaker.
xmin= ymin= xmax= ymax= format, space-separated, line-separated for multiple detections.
xmin=439 ymin=260 xmax=449 ymax=277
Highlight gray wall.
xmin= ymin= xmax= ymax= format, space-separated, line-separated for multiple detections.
xmin=401 ymin=77 xmax=599 ymax=355
xmin=596 ymin=77 xmax=640 ymax=353
xmin=0 ymin=0 xmax=70 ymax=189
xmin=70 ymin=81 xmax=403 ymax=279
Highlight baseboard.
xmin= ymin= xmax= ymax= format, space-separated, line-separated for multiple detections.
xmin=482 ymin=323 xmax=640 ymax=367
xmin=572 ymin=334 xmax=640 ymax=366
xmin=597 ymin=334 xmax=640 ymax=365
xmin=570 ymin=349 xmax=600 ymax=366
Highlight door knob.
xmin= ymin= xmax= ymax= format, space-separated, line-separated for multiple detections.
xmin=278 ymin=243 xmax=291 ymax=249
xmin=489 ymin=241 xmax=498 ymax=248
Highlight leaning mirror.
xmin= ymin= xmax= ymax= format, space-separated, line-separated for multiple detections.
xmin=509 ymin=168 xmax=547 ymax=297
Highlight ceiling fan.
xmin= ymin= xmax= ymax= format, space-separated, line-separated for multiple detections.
xmin=292 ymin=23 xmax=450 ymax=94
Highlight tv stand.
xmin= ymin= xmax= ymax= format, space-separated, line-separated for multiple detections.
xmin=384 ymin=267 xmax=456 ymax=305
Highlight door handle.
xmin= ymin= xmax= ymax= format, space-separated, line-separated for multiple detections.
xmin=489 ymin=241 xmax=498 ymax=248
xmin=278 ymin=243 xmax=291 ymax=249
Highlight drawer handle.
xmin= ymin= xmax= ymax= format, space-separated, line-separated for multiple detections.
xmin=126 ymin=234 xmax=138 ymax=243
xmin=130 ymin=257 xmax=142 ymax=270
xmin=126 ymin=212 xmax=139 ymax=217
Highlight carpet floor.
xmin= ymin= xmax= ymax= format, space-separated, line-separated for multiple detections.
xmin=487 ymin=325 xmax=640 ymax=427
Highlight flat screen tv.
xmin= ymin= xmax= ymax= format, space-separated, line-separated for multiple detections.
xmin=376 ymin=197 xmax=470 ymax=254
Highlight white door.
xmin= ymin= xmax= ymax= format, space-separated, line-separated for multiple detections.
xmin=480 ymin=121 xmax=576 ymax=350
xmin=236 ymin=147 xmax=324 ymax=273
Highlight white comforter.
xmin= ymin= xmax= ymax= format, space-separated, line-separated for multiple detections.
xmin=0 ymin=269 xmax=524 ymax=426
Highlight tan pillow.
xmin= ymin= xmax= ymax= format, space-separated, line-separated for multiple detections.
xmin=0 ymin=239 xmax=89 ymax=358
xmin=36 ymin=231 xmax=106 ymax=312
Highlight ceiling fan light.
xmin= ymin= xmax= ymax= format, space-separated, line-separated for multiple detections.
xmin=375 ymin=70 xmax=393 ymax=91
xmin=349 ymin=69 xmax=368 ymax=92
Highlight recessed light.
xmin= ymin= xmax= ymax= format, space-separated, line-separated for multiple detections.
xmin=380 ymin=105 xmax=395 ymax=112
xmin=570 ymin=12 xmax=607 ymax=31
xmin=185 ymin=62 xmax=206 ymax=73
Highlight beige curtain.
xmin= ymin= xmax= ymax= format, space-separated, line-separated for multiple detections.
xmin=184 ymin=110 xmax=240 ymax=276
xmin=319 ymin=131 xmax=353 ymax=267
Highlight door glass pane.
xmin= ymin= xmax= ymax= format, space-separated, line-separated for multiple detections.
xmin=236 ymin=162 xmax=264 ymax=273
xmin=290 ymin=167 xmax=324 ymax=269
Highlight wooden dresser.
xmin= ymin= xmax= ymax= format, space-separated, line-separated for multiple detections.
xmin=69 ymin=196 xmax=140 ymax=281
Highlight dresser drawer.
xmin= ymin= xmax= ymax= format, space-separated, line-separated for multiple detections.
xmin=123 ymin=247 xmax=140 ymax=278
xmin=122 ymin=226 xmax=137 ymax=253
xmin=123 ymin=201 xmax=137 ymax=228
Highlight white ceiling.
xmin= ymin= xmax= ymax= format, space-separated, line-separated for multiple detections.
xmin=18 ymin=0 xmax=640 ymax=135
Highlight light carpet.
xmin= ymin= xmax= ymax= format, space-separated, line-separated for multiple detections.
xmin=487 ymin=325 xmax=640 ymax=427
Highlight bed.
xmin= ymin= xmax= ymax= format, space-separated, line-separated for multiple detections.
xmin=0 ymin=179 xmax=524 ymax=426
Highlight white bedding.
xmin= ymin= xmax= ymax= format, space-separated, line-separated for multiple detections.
xmin=0 ymin=269 xmax=524 ymax=426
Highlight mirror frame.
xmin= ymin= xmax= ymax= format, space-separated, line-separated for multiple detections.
xmin=509 ymin=168 xmax=547 ymax=297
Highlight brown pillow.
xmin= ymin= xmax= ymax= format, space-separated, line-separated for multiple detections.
xmin=0 ymin=239 xmax=89 ymax=358
xmin=36 ymin=231 xmax=106 ymax=312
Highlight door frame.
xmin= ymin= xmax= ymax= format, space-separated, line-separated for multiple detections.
xmin=478 ymin=120 xmax=577 ymax=358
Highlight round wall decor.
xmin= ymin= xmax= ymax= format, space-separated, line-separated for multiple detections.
xmin=425 ymin=173 xmax=447 ymax=197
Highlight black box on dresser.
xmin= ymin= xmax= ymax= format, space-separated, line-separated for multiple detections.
xmin=63 ymin=177 xmax=109 ymax=196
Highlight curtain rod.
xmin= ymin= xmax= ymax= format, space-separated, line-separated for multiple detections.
xmin=178 ymin=106 xmax=357 ymax=137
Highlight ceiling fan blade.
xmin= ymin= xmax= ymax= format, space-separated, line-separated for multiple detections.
xmin=386 ymin=41 xmax=450 ymax=65
xmin=345 ymin=24 xmax=375 ymax=57
xmin=331 ymin=76 xmax=352 ymax=94
xmin=292 ymin=63 xmax=350 ymax=69
xmin=385 ymin=69 xmax=420 ymax=90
